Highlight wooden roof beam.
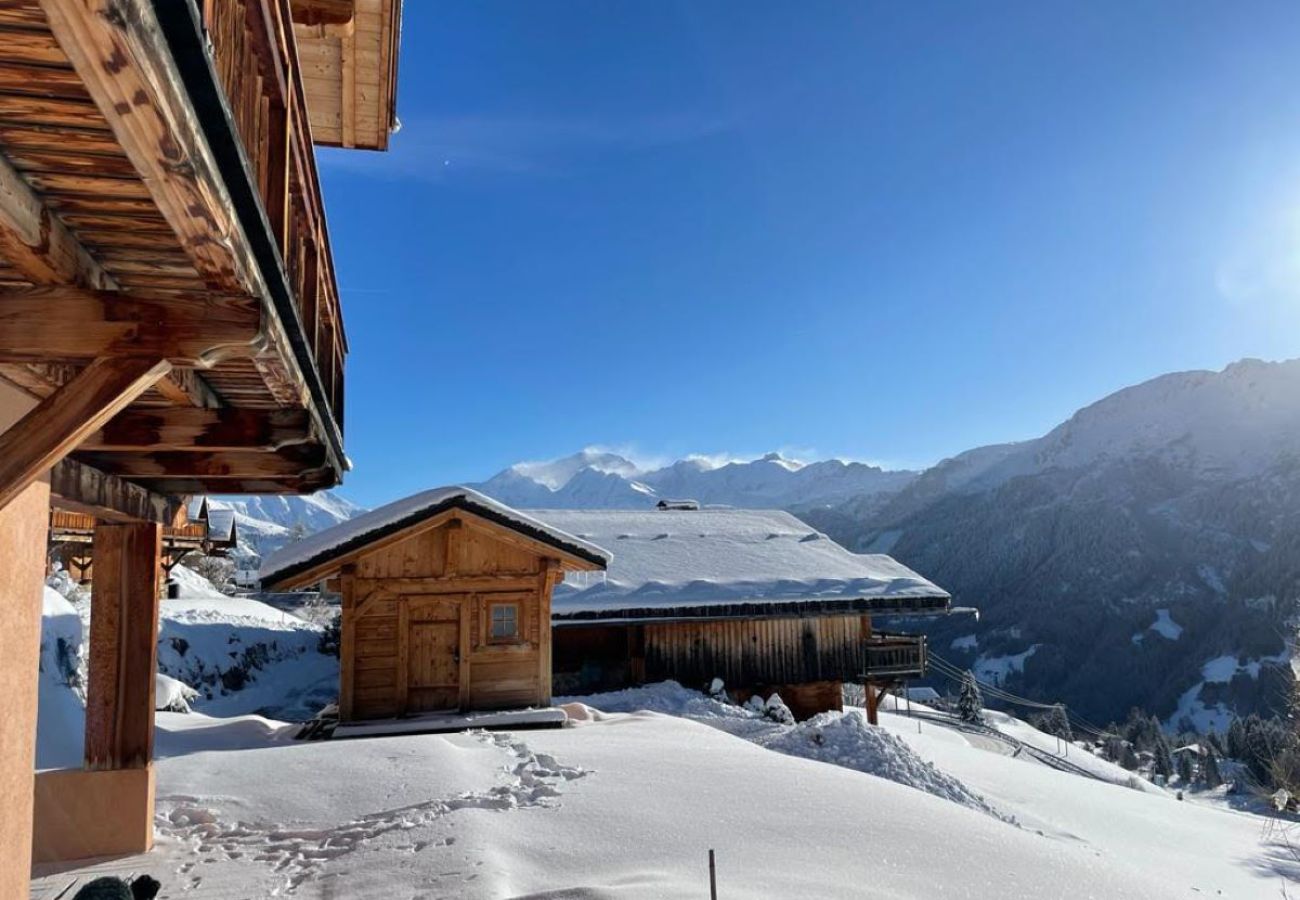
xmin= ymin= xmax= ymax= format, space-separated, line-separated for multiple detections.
xmin=0 ymin=151 xmax=112 ymax=289
xmin=0 ymin=356 xmax=171 ymax=513
xmin=82 ymin=407 xmax=312 ymax=452
xmin=50 ymin=458 xmax=186 ymax=527
xmin=77 ymin=444 xmax=328 ymax=480
xmin=0 ymin=286 xmax=264 ymax=366
xmin=41 ymin=0 xmax=258 ymax=294
xmin=0 ymin=147 xmax=222 ymax=407
xmin=291 ymin=0 xmax=356 ymax=27
xmin=128 ymin=473 xmax=340 ymax=496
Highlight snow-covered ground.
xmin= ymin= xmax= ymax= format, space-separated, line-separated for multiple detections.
xmin=36 ymin=566 xmax=339 ymax=771
xmin=32 ymin=677 xmax=1292 ymax=898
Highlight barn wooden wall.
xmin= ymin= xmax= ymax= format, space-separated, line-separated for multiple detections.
xmin=553 ymin=615 xmax=869 ymax=694
xmin=339 ymin=516 xmax=560 ymax=721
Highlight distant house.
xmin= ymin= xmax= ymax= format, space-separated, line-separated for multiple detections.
xmin=260 ymin=488 xmax=608 ymax=722
xmin=532 ymin=507 xmax=954 ymax=721
xmin=49 ymin=497 xmax=238 ymax=584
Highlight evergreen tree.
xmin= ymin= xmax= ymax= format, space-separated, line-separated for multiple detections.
xmin=1044 ymin=705 xmax=1073 ymax=741
xmin=1152 ymin=734 xmax=1174 ymax=781
xmin=1203 ymin=750 xmax=1223 ymax=789
xmin=1177 ymin=749 xmax=1195 ymax=785
xmin=957 ymin=671 xmax=984 ymax=724
xmin=1227 ymin=718 xmax=1246 ymax=759
xmin=1119 ymin=742 xmax=1140 ymax=771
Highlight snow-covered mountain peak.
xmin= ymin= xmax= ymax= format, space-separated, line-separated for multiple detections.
xmin=472 ymin=450 xmax=917 ymax=510
xmin=509 ymin=448 xmax=642 ymax=490
xmin=758 ymin=451 xmax=805 ymax=471
xmin=1034 ymin=357 xmax=1300 ymax=478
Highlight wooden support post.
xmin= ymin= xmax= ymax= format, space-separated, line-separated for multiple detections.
xmin=0 ymin=475 xmax=50 ymax=898
xmin=337 ymin=564 xmax=355 ymax=721
xmin=537 ymin=560 xmax=558 ymax=704
xmin=865 ymin=682 xmax=879 ymax=726
xmin=84 ymin=521 xmax=162 ymax=770
xmin=0 ymin=357 xmax=171 ymax=514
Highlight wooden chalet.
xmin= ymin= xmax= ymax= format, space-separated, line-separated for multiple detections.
xmin=259 ymin=487 xmax=609 ymax=722
xmin=48 ymin=502 xmax=238 ymax=583
xmin=0 ymin=0 xmax=401 ymax=891
xmin=535 ymin=507 xmax=954 ymax=722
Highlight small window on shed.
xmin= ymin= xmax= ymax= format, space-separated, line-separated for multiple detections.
xmin=490 ymin=603 xmax=519 ymax=641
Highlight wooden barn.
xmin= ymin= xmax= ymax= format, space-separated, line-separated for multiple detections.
xmin=536 ymin=507 xmax=956 ymax=722
xmin=260 ymin=487 xmax=609 ymax=722
xmin=0 ymin=0 xmax=402 ymax=891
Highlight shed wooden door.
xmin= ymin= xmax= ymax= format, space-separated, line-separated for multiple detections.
xmin=403 ymin=596 xmax=463 ymax=714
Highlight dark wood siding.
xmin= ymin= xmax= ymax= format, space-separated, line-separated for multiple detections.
xmin=554 ymin=615 xmax=868 ymax=693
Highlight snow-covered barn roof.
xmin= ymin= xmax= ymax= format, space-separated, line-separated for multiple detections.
xmin=259 ymin=486 xmax=611 ymax=587
xmin=531 ymin=508 xmax=951 ymax=623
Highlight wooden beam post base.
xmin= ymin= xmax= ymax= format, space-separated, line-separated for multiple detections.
xmin=85 ymin=521 xmax=162 ymax=771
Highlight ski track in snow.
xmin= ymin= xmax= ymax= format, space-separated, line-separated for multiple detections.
xmin=154 ymin=730 xmax=588 ymax=894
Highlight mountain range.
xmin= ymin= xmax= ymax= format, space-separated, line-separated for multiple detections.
xmin=204 ymin=357 xmax=1300 ymax=729
xmin=472 ymin=449 xmax=916 ymax=510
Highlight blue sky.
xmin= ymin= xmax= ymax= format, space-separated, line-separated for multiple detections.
xmin=320 ymin=1 xmax=1300 ymax=507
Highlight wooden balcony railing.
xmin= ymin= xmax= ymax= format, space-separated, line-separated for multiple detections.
xmin=861 ymin=633 xmax=928 ymax=680
xmin=199 ymin=0 xmax=346 ymax=434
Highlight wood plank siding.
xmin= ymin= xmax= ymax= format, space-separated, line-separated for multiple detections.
xmin=554 ymin=615 xmax=872 ymax=694
xmin=340 ymin=517 xmax=560 ymax=721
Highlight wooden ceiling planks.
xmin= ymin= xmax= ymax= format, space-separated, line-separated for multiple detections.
xmin=293 ymin=0 xmax=400 ymax=151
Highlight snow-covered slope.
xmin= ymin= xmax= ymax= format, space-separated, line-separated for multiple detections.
xmin=33 ymin=681 xmax=1283 ymax=898
xmin=36 ymin=565 xmax=338 ymax=770
xmin=473 ymin=449 xmax=916 ymax=510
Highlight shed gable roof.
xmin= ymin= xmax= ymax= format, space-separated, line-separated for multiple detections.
xmin=260 ymin=486 xmax=609 ymax=587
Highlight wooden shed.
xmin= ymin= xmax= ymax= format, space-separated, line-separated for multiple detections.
xmin=260 ymin=487 xmax=609 ymax=721
xmin=534 ymin=507 xmax=955 ymax=722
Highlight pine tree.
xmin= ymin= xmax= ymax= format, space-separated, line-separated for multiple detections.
xmin=957 ymin=671 xmax=984 ymax=724
xmin=1227 ymin=718 xmax=1246 ymax=759
xmin=1152 ymin=734 xmax=1174 ymax=781
xmin=1046 ymin=705 xmax=1073 ymax=741
xmin=1203 ymin=749 xmax=1223 ymax=788
xmin=1119 ymin=742 xmax=1140 ymax=771
xmin=1177 ymin=749 xmax=1195 ymax=785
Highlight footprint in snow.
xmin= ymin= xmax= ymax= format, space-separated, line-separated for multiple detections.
xmin=154 ymin=730 xmax=590 ymax=895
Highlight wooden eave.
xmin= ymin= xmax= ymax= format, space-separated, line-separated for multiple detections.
xmin=292 ymin=0 xmax=402 ymax=151
xmin=264 ymin=502 xmax=607 ymax=591
xmin=0 ymin=0 xmax=351 ymax=502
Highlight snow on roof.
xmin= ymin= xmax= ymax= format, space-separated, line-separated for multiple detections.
xmin=533 ymin=508 xmax=950 ymax=620
xmin=259 ymin=486 xmax=610 ymax=585
xmin=206 ymin=508 xmax=236 ymax=542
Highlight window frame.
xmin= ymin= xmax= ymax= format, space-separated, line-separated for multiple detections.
xmin=488 ymin=601 xmax=521 ymax=644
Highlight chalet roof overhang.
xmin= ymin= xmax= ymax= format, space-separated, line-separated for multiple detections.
xmin=261 ymin=492 xmax=610 ymax=590
xmin=551 ymin=594 xmax=954 ymax=627
xmin=151 ymin=0 xmax=346 ymax=472
xmin=0 ymin=0 xmax=395 ymax=508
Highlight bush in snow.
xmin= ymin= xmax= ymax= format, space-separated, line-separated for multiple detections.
xmin=957 ymin=671 xmax=984 ymax=724
xmin=763 ymin=693 xmax=795 ymax=725
xmin=155 ymin=673 xmax=200 ymax=713
xmin=187 ymin=555 xmax=236 ymax=593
